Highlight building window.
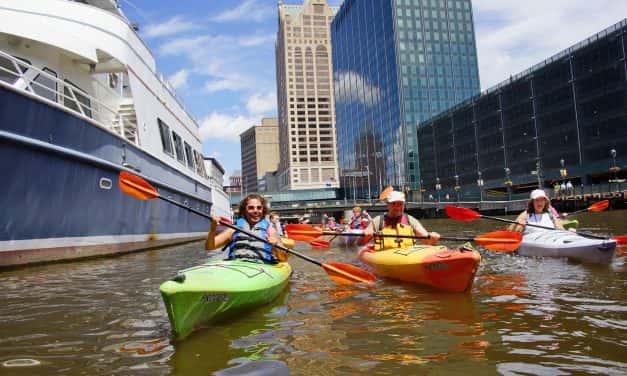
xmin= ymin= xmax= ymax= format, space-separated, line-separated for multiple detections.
xmin=183 ymin=141 xmax=195 ymax=170
xmin=63 ymin=80 xmax=92 ymax=118
xmin=32 ymin=67 xmax=57 ymax=102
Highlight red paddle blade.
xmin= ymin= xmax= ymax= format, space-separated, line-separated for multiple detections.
xmin=445 ymin=206 xmax=481 ymax=221
xmin=612 ymin=235 xmax=627 ymax=245
xmin=285 ymin=224 xmax=324 ymax=242
xmin=322 ymin=262 xmax=376 ymax=285
xmin=589 ymin=200 xmax=609 ymax=212
xmin=473 ymin=230 xmax=522 ymax=252
xmin=119 ymin=171 xmax=159 ymax=200
xmin=379 ymin=186 xmax=394 ymax=200
xmin=310 ymin=240 xmax=331 ymax=248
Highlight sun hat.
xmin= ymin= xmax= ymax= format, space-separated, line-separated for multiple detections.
xmin=386 ymin=191 xmax=406 ymax=203
xmin=530 ymin=189 xmax=548 ymax=200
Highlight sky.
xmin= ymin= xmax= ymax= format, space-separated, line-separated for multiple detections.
xmin=119 ymin=0 xmax=627 ymax=181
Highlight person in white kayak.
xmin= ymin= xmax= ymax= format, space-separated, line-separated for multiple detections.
xmin=510 ymin=189 xmax=565 ymax=233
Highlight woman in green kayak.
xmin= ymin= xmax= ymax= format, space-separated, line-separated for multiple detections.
xmin=208 ymin=194 xmax=287 ymax=263
xmin=510 ymin=189 xmax=565 ymax=233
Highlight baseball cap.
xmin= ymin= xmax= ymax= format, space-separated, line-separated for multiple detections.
xmin=386 ymin=191 xmax=405 ymax=203
xmin=530 ymin=189 xmax=548 ymax=200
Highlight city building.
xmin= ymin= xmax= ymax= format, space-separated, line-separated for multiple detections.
xmin=276 ymin=0 xmax=340 ymax=191
xmin=331 ymin=0 xmax=480 ymax=198
xmin=203 ymin=156 xmax=231 ymax=218
xmin=240 ymin=117 xmax=280 ymax=194
xmin=418 ymin=19 xmax=627 ymax=202
xmin=225 ymin=170 xmax=242 ymax=195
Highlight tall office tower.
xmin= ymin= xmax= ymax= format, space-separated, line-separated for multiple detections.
xmin=331 ymin=0 xmax=480 ymax=196
xmin=240 ymin=118 xmax=280 ymax=194
xmin=276 ymin=0 xmax=340 ymax=190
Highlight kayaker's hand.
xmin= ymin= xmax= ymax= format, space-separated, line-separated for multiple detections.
xmin=421 ymin=231 xmax=440 ymax=245
xmin=364 ymin=226 xmax=374 ymax=237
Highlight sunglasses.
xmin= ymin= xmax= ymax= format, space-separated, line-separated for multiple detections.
xmin=246 ymin=205 xmax=263 ymax=210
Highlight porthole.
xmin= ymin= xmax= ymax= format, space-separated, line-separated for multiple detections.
xmin=99 ymin=177 xmax=112 ymax=190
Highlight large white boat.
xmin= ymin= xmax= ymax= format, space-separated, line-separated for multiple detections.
xmin=0 ymin=0 xmax=231 ymax=267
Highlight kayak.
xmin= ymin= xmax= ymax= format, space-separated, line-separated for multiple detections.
xmin=517 ymin=229 xmax=616 ymax=264
xmin=160 ymin=260 xmax=292 ymax=340
xmin=358 ymin=244 xmax=481 ymax=292
xmin=562 ymin=219 xmax=579 ymax=230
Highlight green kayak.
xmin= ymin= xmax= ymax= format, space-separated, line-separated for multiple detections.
xmin=160 ymin=260 xmax=292 ymax=340
xmin=562 ymin=219 xmax=579 ymax=230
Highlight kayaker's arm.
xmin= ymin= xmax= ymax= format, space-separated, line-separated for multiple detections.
xmin=553 ymin=217 xmax=565 ymax=231
xmin=206 ymin=217 xmax=236 ymax=251
xmin=409 ymin=217 xmax=440 ymax=244
xmin=509 ymin=212 xmax=527 ymax=232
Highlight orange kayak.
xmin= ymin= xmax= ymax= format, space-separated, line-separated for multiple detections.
xmin=358 ymin=244 xmax=481 ymax=293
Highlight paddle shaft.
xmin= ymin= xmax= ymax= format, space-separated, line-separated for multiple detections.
xmin=156 ymin=194 xmax=323 ymax=266
xmin=329 ymin=231 xmax=487 ymax=242
xmin=481 ymin=213 xmax=609 ymax=240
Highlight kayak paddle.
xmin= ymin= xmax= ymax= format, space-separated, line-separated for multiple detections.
xmin=563 ymin=200 xmax=609 ymax=217
xmin=118 ymin=171 xmax=376 ymax=285
xmin=285 ymin=223 xmax=522 ymax=252
xmin=445 ymin=205 xmax=613 ymax=241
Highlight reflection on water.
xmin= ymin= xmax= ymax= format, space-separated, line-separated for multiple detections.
xmin=0 ymin=211 xmax=625 ymax=375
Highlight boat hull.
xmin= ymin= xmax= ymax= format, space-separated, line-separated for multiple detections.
xmin=359 ymin=244 xmax=481 ymax=292
xmin=0 ymin=85 xmax=212 ymax=267
xmin=518 ymin=230 xmax=616 ymax=264
xmin=160 ymin=260 xmax=292 ymax=340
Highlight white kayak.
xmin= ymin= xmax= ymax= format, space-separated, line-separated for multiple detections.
xmin=518 ymin=229 xmax=616 ymax=264
xmin=340 ymin=229 xmax=365 ymax=246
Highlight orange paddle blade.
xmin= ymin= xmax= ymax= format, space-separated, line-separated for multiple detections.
xmin=473 ymin=230 xmax=522 ymax=252
xmin=119 ymin=171 xmax=159 ymax=200
xmin=285 ymin=224 xmax=324 ymax=241
xmin=310 ymin=240 xmax=331 ymax=248
xmin=612 ymin=235 xmax=627 ymax=245
xmin=322 ymin=262 xmax=376 ymax=285
xmin=445 ymin=206 xmax=481 ymax=221
xmin=589 ymin=200 xmax=609 ymax=212
xmin=379 ymin=186 xmax=394 ymax=200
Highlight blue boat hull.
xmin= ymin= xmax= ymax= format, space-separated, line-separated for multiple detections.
xmin=0 ymin=85 xmax=212 ymax=267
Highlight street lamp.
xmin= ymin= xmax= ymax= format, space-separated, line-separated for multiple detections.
xmin=477 ymin=171 xmax=484 ymax=202
xmin=504 ymin=167 xmax=512 ymax=201
xmin=435 ymin=177 xmax=442 ymax=202
xmin=454 ymin=175 xmax=460 ymax=202
xmin=609 ymin=149 xmax=621 ymax=192
xmin=559 ymin=158 xmax=567 ymax=178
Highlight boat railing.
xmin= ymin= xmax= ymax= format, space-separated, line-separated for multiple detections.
xmin=0 ymin=50 xmax=138 ymax=145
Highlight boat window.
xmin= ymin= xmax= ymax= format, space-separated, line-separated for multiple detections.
xmin=32 ymin=68 xmax=58 ymax=102
xmin=63 ymin=80 xmax=92 ymax=118
xmin=183 ymin=141 xmax=195 ymax=170
xmin=171 ymin=131 xmax=185 ymax=164
xmin=157 ymin=118 xmax=174 ymax=156
xmin=195 ymin=150 xmax=208 ymax=178
xmin=0 ymin=55 xmax=29 ymax=84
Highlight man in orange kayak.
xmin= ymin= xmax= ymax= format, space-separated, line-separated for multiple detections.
xmin=364 ymin=191 xmax=441 ymax=249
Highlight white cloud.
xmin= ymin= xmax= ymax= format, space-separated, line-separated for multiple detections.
xmin=473 ymin=0 xmax=627 ymax=89
xmin=238 ymin=34 xmax=275 ymax=47
xmin=246 ymin=92 xmax=276 ymax=114
xmin=143 ymin=16 xmax=196 ymax=38
xmin=334 ymin=71 xmax=381 ymax=106
xmin=212 ymin=0 xmax=274 ymax=23
xmin=158 ymin=33 xmax=275 ymax=95
xmin=199 ymin=112 xmax=260 ymax=141
xmin=167 ymin=69 xmax=189 ymax=89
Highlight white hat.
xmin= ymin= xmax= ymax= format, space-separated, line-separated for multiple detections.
xmin=386 ymin=191 xmax=406 ymax=203
xmin=530 ymin=189 xmax=548 ymax=200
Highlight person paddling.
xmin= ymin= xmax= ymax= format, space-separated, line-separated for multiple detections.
xmin=510 ymin=189 xmax=565 ymax=233
xmin=364 ymin=191 xmax=440 ymax=249
xmin=207 ymin=193 xmax=287 ymax=263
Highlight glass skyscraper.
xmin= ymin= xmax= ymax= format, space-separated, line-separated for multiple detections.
xmin=331 ymin=0 xmax=480 ymax=197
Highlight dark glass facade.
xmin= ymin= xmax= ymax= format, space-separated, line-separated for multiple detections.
xmin=331 ymin=0 xmax=480 ymax=197
xmin=418 ymin=20 xmax=627 ymax=201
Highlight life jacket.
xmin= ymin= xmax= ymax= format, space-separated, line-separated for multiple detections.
xmin=227 ymin=218 xmax=276 ymax=263
xmin=349 ymin=215 xmax=364 ymax=229
xmin=525 ymin=210 xmax=557 ymax=233
xmin=374 ymin=214 xmax=416 ymax=250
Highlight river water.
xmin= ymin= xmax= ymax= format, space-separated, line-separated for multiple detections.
xmin=1 ymin=211 xmax=626 ymax=375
